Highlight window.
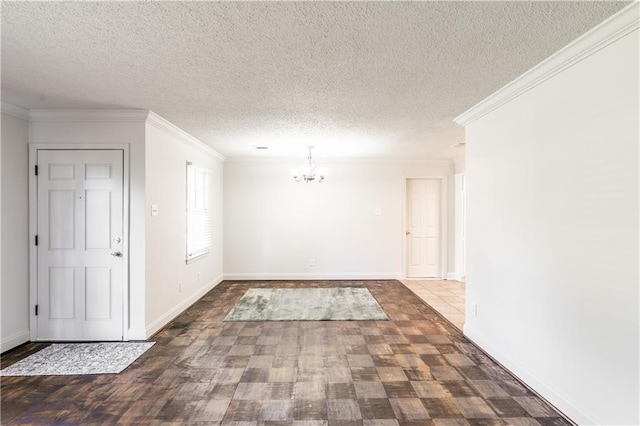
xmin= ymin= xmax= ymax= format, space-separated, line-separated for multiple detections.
xmin=186 ymin=162 xmax=212 ymax=263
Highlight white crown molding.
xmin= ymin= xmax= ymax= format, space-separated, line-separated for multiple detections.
xmin=29 ymin=109 xmax=150 ymax=122
xmin=146 ymin=111 xmax=226 ymax=162
xmin=226 ymin=156 xmax=454 ymax=166
xmin=454 ymin=2 xmax=640 ymax=126
xmin=25 ymin=109 xmax=226 ymax=161
xmin=1 ymin=102 xmax=29 ymax=120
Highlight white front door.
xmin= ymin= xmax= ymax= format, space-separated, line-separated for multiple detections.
xmin=406 ymin=179 xmax=441 ymax=278
xmin=37 ymin=150 xmax=124 ymax=340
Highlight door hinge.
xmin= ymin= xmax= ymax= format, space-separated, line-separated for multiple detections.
xmin=35 ymin=165 xmax=39 ymax=176
xmin=35 ymin=305 xmax=38 ymax=316
xmin=35 ymin=235 xmax=39 ymax=246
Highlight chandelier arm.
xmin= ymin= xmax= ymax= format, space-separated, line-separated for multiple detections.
xmin=292 ymin=145 xmax=326 ymax=183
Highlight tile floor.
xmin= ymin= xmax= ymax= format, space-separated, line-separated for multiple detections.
xmin=0 ymin=280 xmax=570 ymax=425
xmin=401 ymin=280 xmax=465 ymax=330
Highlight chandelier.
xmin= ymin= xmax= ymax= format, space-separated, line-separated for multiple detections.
xmin=291 ymin=146 xmax=326 ymax=183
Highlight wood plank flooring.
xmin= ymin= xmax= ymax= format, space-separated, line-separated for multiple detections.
xmin=1 ymin=280 xmax=571 ymax=425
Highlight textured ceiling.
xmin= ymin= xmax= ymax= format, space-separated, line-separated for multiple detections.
xmin=1 ymin=1 xmax=629 ymax=160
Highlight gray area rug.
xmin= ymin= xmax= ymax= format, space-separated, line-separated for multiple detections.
xmin=224 ymin=287 xmax=388 ymax=321
xmin=0 ymin=342 xmax=154 ymax=376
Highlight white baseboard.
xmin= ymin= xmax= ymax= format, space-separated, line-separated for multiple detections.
xmin=446 ymin=272 xmax=466 ymax=282
xmin=223 ymin=273 xmax=403 ymax=281
xmin=1 ymin=329 xmax=30 ymax=353
xmin=126 ymin=328 xmax=147 ymax=341
xmin=145 ymin=275 xmax=223 ymax=339
xmin=463 ymin=325 xmax=597 ymax=425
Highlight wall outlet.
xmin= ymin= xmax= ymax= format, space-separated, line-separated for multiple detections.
xmin=309 ymin=258 xmax=316 ymax=267
xmin=179 ymin=282 xmax=183 ymax=293
xmin=151 ymin=204 xmax=159 ymax=216
xmin=472 ymin=302 xmax=478 ymax=316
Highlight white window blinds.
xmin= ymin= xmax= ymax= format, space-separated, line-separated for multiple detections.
xmin=186 ymin=162 xmax=212 ymax=263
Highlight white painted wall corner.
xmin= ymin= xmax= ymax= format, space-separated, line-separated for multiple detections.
xmin=144 ymin=275 xmax=224 ymax=339
xmin=0 ymin=330 xmax=30 ymax=353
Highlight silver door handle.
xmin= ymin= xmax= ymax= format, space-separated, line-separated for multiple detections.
xmin=111 ymin=251 xmax=122 ymax=257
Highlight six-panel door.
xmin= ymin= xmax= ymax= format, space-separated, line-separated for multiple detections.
xmin=37 ymin=150 xmax=124 ymax=340
xmin=406 ymin=178 xmax=441 ymax=278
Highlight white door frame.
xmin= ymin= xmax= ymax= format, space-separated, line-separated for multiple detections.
xmin=402 ymin=175 xmax=448 ymax=279
xmin=454 ymin=173 xmax=466 ymax=281
xmin=29 ymin=144 xmax=130 ymax=341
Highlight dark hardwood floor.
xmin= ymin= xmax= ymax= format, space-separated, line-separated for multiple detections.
xmin=1 ymin=280 xmax=571 ymax=425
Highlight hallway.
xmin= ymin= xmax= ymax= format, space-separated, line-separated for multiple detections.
xmin=402 ymin=280 xmax=465 ymax=331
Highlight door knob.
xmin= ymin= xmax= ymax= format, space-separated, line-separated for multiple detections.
xmin=405 ymin=231 xmax=410 ymax=235
xmin=111 ymin=251 xmax=122 ymax=257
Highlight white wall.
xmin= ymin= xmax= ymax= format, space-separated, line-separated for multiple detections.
xmin=27 ymin=110 xmax=225 ymax=341
xmin=224 ymin=159 xmax=453 ymax=279
xmin=29 ymin=111 xmax=148 ymax=339
xmin=1 ymin=106 xmax=30 ymax=352
xmin=449 ymin=158 xmax=466 ymax=281
xmin=144 ymin=115 xmax=224 ymax=337
xmin=457 ymin=8 xmax=638 ymax=425
xmin=453 ymin=172 xmax=466 ymax=282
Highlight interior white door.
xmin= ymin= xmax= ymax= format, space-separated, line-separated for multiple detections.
xmin=406 ymin=179 xmax=441 ymax=278
xmin=37 ymin=149 xmax=124 ymax=340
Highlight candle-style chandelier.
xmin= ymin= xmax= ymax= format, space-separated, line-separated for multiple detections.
xmin=291 ymin=146 xmax=326 ymax=183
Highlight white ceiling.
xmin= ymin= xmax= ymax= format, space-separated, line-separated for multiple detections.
xmin=1 ymin=1 xmax=629 ymax=160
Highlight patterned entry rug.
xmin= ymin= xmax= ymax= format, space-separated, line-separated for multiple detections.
xmin=0 ymin=342 xmax=154 ymax=376
xmin=224 ymin=287 xmax=388 ymax=321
